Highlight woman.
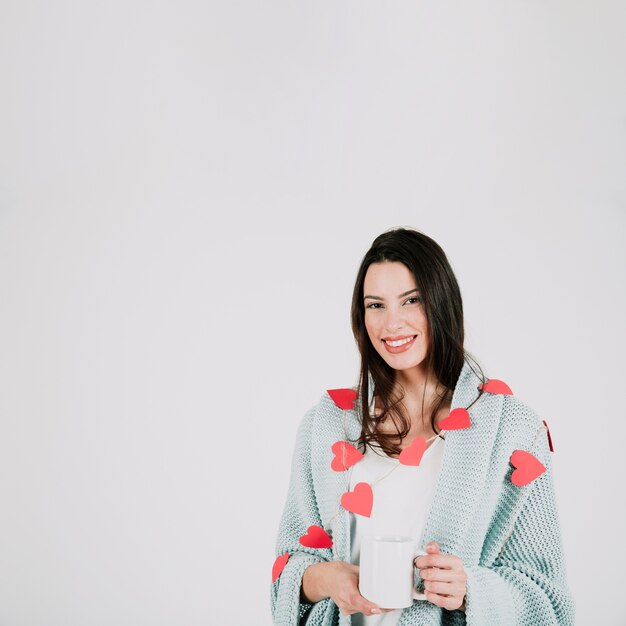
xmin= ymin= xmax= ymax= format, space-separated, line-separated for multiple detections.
xmin=271 ymin=228 xmax=574 ymax=626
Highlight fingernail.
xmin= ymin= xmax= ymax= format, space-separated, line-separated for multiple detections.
xmin=371 ymin=608 xmax=381 ymax=614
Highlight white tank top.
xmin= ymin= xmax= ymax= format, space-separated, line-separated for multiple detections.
xmin=349 ymin=432 xmax=445 ymax=626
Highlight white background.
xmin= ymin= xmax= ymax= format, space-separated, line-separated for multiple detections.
xmin=1 ymin=1 xmax=625 ymax=624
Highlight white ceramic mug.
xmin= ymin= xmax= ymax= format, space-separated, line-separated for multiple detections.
xmin=359 ymin=535 xmax=427 ymax=609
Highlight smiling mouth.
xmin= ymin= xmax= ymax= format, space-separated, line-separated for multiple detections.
xmin=383 ymin=335 xmax=417 ymax=347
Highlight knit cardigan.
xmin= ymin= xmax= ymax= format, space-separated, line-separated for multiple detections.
xmin=271 ymin=360 xmax=575 ymax=626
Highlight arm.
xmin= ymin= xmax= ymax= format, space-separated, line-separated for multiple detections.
xmin=271 ymin=404 xmax=387 ymax=624
xmin=463 ymin=428 xmax=575 ymax=625
xmin=270 ymin=406 xmax=333 ymax=626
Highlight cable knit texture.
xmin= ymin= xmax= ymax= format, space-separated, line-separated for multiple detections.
xmin=271 ymin=360 xmax=575 ymax=626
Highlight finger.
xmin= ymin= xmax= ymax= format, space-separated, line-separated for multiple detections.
xmin=424 ymin=590 xmax=464 ymax=611
xmin=414 ymin=540 xmax=439 ymax=568
xmin=420 ymin=564 xmax=465 ymax=583
xmin=338 ymin=580 xmax=374 ymax=616
xmin=415 ymin=553 xmax=460 ymax=570
xmin=424 ymin=579 xmax=463 ymax=595
xmin=357 ymin=594 xmax=396 ymax=614
xmin=350 ymin=590 xmax=384 ymax=617
xmin=358 ymin=600 xmax=384 ymax=616
xmin=426 ymin=541 xmax=440 ymax=553
xmin=339 ymin=594 xmax=381 ymax=616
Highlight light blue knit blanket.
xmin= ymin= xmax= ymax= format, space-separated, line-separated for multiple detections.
xmin=271 ymin=360 xmax=575 ymax=625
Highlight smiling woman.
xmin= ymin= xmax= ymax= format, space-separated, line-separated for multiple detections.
xmin=271 ymin=227 xmax=575 ymax=626
xmin=352 ymin=232 xmax=463 ymax=460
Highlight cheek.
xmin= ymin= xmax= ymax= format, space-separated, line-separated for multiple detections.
xmin=413 ymin=311 xmax=429 ymax=331
xmin=364 ymin=316 xmax=380 ymax=342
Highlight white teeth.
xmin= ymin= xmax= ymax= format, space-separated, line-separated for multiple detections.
xmin=385 ymin=336 xmax=415 ymax=347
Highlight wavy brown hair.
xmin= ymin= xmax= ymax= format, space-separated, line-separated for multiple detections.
xmin=350 ymin=227 xmax=484 ymax=456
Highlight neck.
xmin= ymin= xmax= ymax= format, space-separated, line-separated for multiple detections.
xmin=394 ymin=365 xmax=447 ymax=428
xmin=395 ymin=364 xmax=434 ymax=397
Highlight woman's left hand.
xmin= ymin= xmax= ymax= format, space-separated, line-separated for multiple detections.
xmin=414 ymin=541 xmax=467 ymax=611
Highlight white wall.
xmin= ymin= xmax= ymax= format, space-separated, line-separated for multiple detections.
xmin=0 ymin=1 xmax=624 ymax=624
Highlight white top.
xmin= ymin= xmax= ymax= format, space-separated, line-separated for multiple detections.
xmin=349 ymin=433 xmax=445 ymax=626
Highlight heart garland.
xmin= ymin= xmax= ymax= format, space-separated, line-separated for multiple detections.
xmin=340 ymin=482 xmax=373 ymax=517
xmin=331 ymin=441 xmax=364 ymax=471
xmin=299 ymin=525 xmax=333 ymax=549
xmin=479 ymin=379 xmax=513 ymax=395
xmin=398 ymin=436 xmax=427 ymax=466
xmin=543 ymin=420 xmax=554 ymax=452
xmin=327 ymin=388 xmax=358 ymax=410
xmin=438 ymin=407 xmax=470 ymax=430
xmin=510 ymin=449 xmax=547 ymax=486
xmin=272 ymin=552 xmax=290 ymax=583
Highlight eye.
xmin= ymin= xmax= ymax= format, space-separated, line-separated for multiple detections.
xmin=366 ymin=302 xmax=383 ymax=309
xmin=405 ymin=296 xmax=421 ymax=305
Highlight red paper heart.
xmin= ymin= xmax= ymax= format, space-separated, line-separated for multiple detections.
xmin=438 ymin=407 xmax=470 ymax=430
xmin=272 ymin=552 xmax=289 ymax=583
xmin=341 ymin=482 xmax=373 ymax=517
xmin=479 ymin=379 xmax=513 ymax=395
xmin=543 ymin=420 xmax=554 ymax=452
xmin=327 ymin=388 xmax=358 ymax=410
xmin=510 ymin=449 xmax=546 ymax=486
xmin=399 ymin=436 xmax=427 ymax=466
xmin=331 ymin=441 xmax=364 ymax=471
xmin=299 ymin=525 xmax=333 ymax=549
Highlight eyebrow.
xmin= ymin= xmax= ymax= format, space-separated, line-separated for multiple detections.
xmin=364 ymin=288 xmax=420 ymax=301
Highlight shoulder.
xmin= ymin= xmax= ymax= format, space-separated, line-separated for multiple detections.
xmin=495 ymin=391 xmax=551 ymax=460
xmin=466 ymin=364 xmax=544 ymax=434
xmin=500 ymin=393 xmax=543 ymax=429
xmin=464 ymin=366 xmax=548 ymax=451
xmin=297 ymin=385 xmax=362 ymax=442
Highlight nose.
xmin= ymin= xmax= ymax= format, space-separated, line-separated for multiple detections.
xmin=384 ymin=305 xmax=405 ymax=332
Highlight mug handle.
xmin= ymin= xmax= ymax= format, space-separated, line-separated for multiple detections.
xmin=413 ymin=548 xmax=427 ymax=601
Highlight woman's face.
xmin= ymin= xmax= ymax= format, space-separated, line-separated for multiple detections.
xmin=363 ymin=261 xmax=430 ymax=374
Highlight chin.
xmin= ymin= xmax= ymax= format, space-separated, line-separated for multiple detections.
xmin=386 ymin=356 xmax=428 ymax=371
xmin=379 ymin=358 xmax=414 ymax=370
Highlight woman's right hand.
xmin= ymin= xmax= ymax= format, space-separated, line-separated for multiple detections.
xmin=301 ymin=561 xmax=392 ymax=616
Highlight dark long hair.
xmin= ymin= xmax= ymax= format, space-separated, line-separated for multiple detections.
xmin=350 ymin=227 xmax=482 ymax=456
